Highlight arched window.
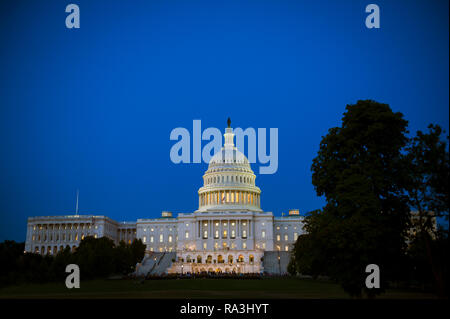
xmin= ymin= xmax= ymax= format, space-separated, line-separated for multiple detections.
xmin=249 ymin=255 xmax=254 ymax=263
xmin=238 ymin=255 xmax=244 ymax=262
xmin=228 ymin=255 xmax=233 ymax=263
xmin=197 ymin=255 xmax=202 ymax=263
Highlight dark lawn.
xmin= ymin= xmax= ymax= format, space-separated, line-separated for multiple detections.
xmin=0 ymin=278 xmax=437 ymax=299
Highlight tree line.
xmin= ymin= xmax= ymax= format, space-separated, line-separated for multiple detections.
xmin=0 ymin=237 xmax=145 ymax=287
xmin=288 ymin=100 xmax=449 ymax=298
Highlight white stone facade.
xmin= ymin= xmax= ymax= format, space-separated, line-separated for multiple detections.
xmin=25 ymin=215 xmax=136 ymax=255
xmin=25 ymin=122 xmax=305 ymax=273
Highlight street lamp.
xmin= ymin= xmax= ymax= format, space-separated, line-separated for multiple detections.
xmin=181 ymin=264 xmax=184 ymax=275
xmin=277 ymin=255 xmax=281 ymax=276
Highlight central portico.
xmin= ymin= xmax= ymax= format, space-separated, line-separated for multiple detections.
xmin=168 ymin=120 xmax=270 ymax=273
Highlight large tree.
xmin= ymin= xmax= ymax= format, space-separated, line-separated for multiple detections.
xmin=297 ymin=100 xmax=411 ymax=297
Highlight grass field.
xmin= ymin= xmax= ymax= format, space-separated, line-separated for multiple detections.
xmin=0 ymin=278 xmax=437 ymax=299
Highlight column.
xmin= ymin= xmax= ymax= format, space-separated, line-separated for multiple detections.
xmin=238 ymin=219 xmax=240 ymax=238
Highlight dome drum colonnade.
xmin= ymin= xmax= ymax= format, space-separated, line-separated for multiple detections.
xmin=197 ymin=124 xmax=262 ymax=212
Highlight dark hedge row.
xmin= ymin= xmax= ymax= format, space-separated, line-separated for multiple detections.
xmin=0 ymin=236 xmax=145 ymax=287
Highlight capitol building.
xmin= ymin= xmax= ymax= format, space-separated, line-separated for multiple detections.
xmin=25 ymin=121 xmax=304 ymax=274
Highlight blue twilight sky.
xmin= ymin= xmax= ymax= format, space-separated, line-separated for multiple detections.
xmin=0 ymin=0 xmax=448 ymax=242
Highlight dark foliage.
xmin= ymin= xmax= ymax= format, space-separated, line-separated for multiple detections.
xmin=291 ymin=100 xmax=449 ymax=298
xmin=295 ymin=100 xmax=412 ymax=297
xmin=0 ymin=237 xmax=146 ymax=287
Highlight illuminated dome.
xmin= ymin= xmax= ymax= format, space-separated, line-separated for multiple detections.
xmin=197 ymin=119 xmax=262 ymax=212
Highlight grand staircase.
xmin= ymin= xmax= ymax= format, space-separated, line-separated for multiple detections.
xmin=135 ymin=252 xmax=176 ymax=277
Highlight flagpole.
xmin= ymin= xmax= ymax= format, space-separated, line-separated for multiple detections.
xmin=75 ymin=189 xmax=79 ymax=216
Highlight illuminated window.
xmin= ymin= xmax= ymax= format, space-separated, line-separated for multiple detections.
xmin=261 ymin=230 xmax=266 ymax=238
xmin=231 ymin=230 xmax=235 ymax=238
xmin=168 ymin=235 xmax=173 ymax=243
xmin=223 ymin=230 xmax=227 ymax=238
xmin=284 ymin=234 xmax=288 ymax=241
xmin=215 ymin=230 xmax=219 ymax=239
xmin=294 ymin=232 xmax=298 ymax=241
xmin=185 ymin=231 xmax=189 ymax=239
xmin=262 ymin=242 xmax=266 ymax=249
xmin=242 ymin=242 xmax=247 ymax=249
xmin=203 ymin=230 xmax=208 ymax=239
xmin=242 ymin=230 xmax=247 ymax=238
xmin=276 ymin=235 xmax=281 ymax=241
xmin=203 ymin=242 xmax=207 ymax=250
xmin=143 ymin=228 xmax=147 ymax=232
xmin=159 ymin=234 xmax=163 ymax=243
xmin=143 ymin=236 xmax=147 ymax=243
xmin=285 ymin=245 xmax=289 ymax=251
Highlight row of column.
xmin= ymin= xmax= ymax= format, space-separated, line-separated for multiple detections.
xmin=199 ymin=190 xmax=260 ymax=207
xmin=31 ymin=231 xmax=93 ymax=243
xmin=196 ymin=219 xmax=254 ymax=239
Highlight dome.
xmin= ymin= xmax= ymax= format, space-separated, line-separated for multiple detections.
xmin=196 ymin=120 xmax=262 ymax=212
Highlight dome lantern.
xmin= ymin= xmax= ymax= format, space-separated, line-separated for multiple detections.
xmin=196 ymin=120 xmax=262 ymax=212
